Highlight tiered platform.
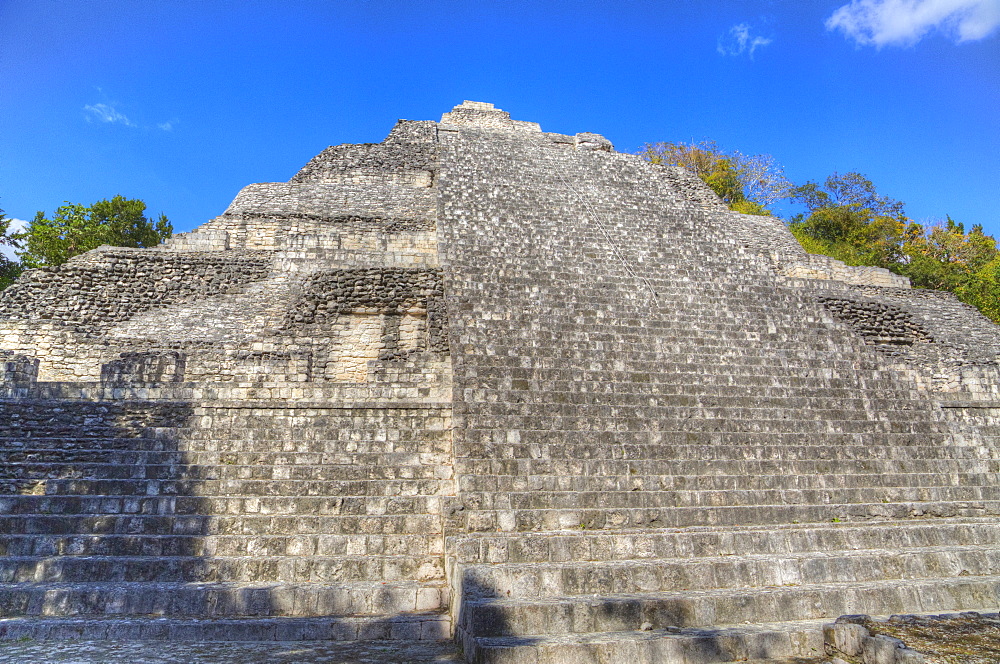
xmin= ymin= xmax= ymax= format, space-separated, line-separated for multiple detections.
xmin=2 ymin=101 xmax=999 ymax=662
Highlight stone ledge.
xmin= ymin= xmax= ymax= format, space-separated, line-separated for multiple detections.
xmin=0 ymin=397 xmax=450 ymax=410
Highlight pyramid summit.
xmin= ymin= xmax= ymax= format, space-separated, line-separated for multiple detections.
xmin=2 ymin=101 xmax=1000 ymax=662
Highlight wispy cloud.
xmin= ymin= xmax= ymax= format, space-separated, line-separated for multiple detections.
xmin=83 ymin=103 xmax=136 ymax=127
xmin=83 ymin=101 xmax=177 ymax=132
xmin=827 ymin=0 xmax=1000 ymax=47
xmin=717 ymin=23 xmax=773 ymax=57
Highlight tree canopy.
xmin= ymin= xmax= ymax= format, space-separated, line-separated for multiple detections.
xmin=786 ymin=171 xmax=1000 ymax=323
xmin=787 ymin=171 xmax=910 ymax=268
xmin=638 ymin=140 xmax=790 ymax=216
xmin=14 ymin=195 xmax=172 ymax=269
xmin=637 ymin=140 xmax=998 ymax=324
xmin=0 ymin=205 xmax=23 ymax=290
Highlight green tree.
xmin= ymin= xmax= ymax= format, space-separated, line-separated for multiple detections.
xmin=0 ymin=206 xmax=23 ymax=289
xmin=787 ymin=172 xmax=908 ymax=268
xmin=900 ymin=217 xmax=1000 ymax=321
xmin=962 ymin=256 xmax=1000 ymax=323
xmin=15 ymin=195 xmax=171 ymax=269
xmin=788 ymin=172 xmax=1000 ymax=323
xmin=638 ymin=140 xmax=790 ymax=216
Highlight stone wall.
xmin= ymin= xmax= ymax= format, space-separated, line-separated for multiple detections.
xmin=0 ymin=248 xmax=272 ymax=328
xmin=291 ymin=143 xmax=437 ymax=188
xmin=440 ymin=101 xmax=541 ymax=133
xmin=164 ymin=214 xmax=438 ymax=261
xmin=0 ymin=350 xmax=37 ymax=384
xmin=3 ymin=100 xmax=1000 ymax=661
xmin=785 ymin=253 xmax=911 ymax=288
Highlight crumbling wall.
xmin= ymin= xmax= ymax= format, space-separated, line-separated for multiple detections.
xmin=786 ymin=254 xmax=911 ymax=288
xmin=650 ymin=163 xmax=729 ymax=209
xmin=280 ymin=268 xmax=449 ymax=381
xmin=819 ymin=296 xmax=931 ymax=345
xmin=809 ymin=284 xmax=1000 ymax=400
xmin=164 ymin=214 xmax=437 ymax=257
xmin=440 ymin=100 xmax=541 ymax=132
xmin=219 ymin=181 xmax=437 ymax=221
xmin=0 ymin=350 xmax=37 ymax=384
xmin=0 ymin=249 xmax=272 ymax=329
xmin=290 ymin=143 xmax=437 ymax=187
xmin=101 ymin=351 xmax=186 ymax=384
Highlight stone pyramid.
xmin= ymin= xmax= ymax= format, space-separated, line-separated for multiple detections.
xmin=2 ymin=101 xmax=1000 ymax=662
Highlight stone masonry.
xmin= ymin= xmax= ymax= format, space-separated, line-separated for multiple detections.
xmin=1 ymin=101 xmax=1000 ymax=663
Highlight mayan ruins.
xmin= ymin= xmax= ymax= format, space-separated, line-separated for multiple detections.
xmin=2 ymin=100 xmax=1000 ymax=663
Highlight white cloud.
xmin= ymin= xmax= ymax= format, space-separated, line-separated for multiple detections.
xmin=157 ymin=120 xmax=176 ymax=131
xmin=717 ymin=23 xmax=774 ymax=57
xmin=1 ymin=219 xmax=27 ymax=262
xmin=827 ymin=0 xmax=1000 ymax=47
xmin=83 ymin=103 xmax=136 ymax=127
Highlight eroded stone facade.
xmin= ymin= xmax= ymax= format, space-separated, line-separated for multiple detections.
xmin=2 ymin=101 xmax=1000 ymax=664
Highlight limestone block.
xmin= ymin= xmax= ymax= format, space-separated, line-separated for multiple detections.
xmin=101 ymin=351 xmax=186 ymax=384
xmin=574 ymin=132 xmax=614 ymax=152
xmin=0 ymin=351 xmax=37 ymax=384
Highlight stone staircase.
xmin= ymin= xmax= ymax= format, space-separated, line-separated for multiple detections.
xmin=451 ymin=518 xmax=1000 ymax=662
xmin=433 ymin=116 xmax=1000 ymax=661
xmin=2 ymin=102 xmax=1000 ymax=663
xmin=0 ymin=382 xmax=453 ymax=642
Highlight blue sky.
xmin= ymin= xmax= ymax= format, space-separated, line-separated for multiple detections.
xmin=1 ymin=0 xmax=997 ymax=246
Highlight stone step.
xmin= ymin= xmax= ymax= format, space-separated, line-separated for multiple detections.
xmin=0 ymin=435 xmax=453 ymax=452
xmin=3 ymin=447 xmax=985 ymax=478
xmin=454 ymin=484 xmax=1000 ymax=512
xmin=455 ymin=500 xmax=1000 ymax=532
xmin=0 ymin=383 xmax=451 ymax=403
xmin=447 ymin=518 xmax=1000 ymax=564
xmin=464 ymin=391 xmax=938 ymax=411
xmin=458 ymin=419 xmax=956 ymax=436
xmin=0 ymin=613 xmax=450 ymax=642
xmin=0 ymin=532 xmax=442 ymax=558
xmin=457 ymin=374 xmax=927 ymax=393
xmin=0 ymin=513 xmax=442 ymax=535
xmin=458 ymin=350 xmax=896 ymax=368
xmin=8 ymin=438 xmax=978 ymax=463
xmin=6 ymin=489 xmax=996 ymax=522
xmin=459 ymin=470 xmax=997 ymax=493
xmin=0 ymin=554 xmax=446 ymax=584
xmin=4 ymin=468 xmax=988 ymax=496
xmin=0 ymin=580 xmax=448 ymax=618
xmin=3 ymin=455 xmax=993 ymax=478
xmin=462 ymin=419 xmax=959 ymax=438
xmin=462 ymin=620 xmax=829 ymax=664
xmin=458 ymin=575 xmax=1000 ymax=637
xmin=2 ymin=468 xmax=987 ymax=495
xmin=461 ymin=458 xmax=997 ymax=477
xmin=459 ymin=342 xmax=883 ymax=358
xmin=0 ymin=447 xmax=451 ymax=463
xmin=453 ymin=544 xmax=1000 ymax=598
xmin=0 ymin=461 xmax=451 ymax=481
xmin=455 ymin=440 xmax=989 ymax=461
xmin=0 ymin=494 xmax=441 ymax=516
xmin=0 ymin=424 xmax=453 ymax=442
xmin=0 ymin=533 xmax=444 ymax=558
xmin=9 ymin=477 xmax=451 ymax=497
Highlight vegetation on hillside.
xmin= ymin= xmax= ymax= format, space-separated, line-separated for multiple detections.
xmin=639 ymin=142 xmax=1000 ymax=323
xmin=639 ymin=141 xmax=790 ymax=216
xmin=0 ymin=207 xmax=23 ymax=290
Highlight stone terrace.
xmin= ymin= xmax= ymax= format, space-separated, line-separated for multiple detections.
xmin=1 ymin=101 xmax=999 ymax=663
